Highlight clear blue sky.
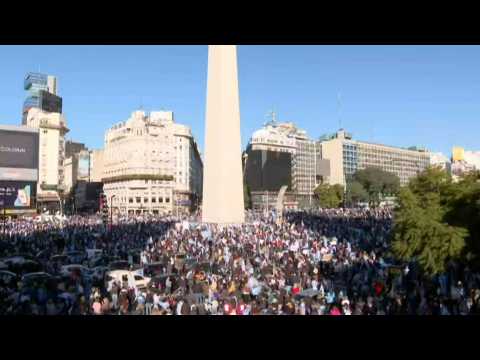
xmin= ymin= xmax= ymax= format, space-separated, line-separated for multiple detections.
xmin=1 ymin=45 xmax=479 ymax=157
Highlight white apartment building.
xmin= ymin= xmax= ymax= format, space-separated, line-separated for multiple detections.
xmin=247 ymin=120 xmax=318 ymax=207
xmin=430 ymin=152 xmax=451 ymax=172
xmin=25 ymin=108 xmax=69 ymax=208
xmin=464 ymin=150 xmax=480 ymax=171
xmin=320 ymin=129 xmax=430 ymax=187
xmin=103 ymin=110 xmax=203 ymax=216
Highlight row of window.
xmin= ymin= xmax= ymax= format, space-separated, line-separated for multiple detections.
xmin=123 ymin=197 xmax=171 ymax=204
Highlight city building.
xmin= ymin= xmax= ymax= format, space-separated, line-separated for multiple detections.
xmin=65 ymin=140 xmax=86 ymax=158
xmin=464 ymin=150 xmax=480 ymax=170
xmin=74 ymin=181 xmax=103 ymax=214
xmin=102 ymin=110 xmax=203 ymax=216
xmin=244 ymin=118 xmax=319 ymax=209
xmin=429 ymin=152 xmax=451 ymax=172
xmin=22 ymin=72 xmax=62 ymax=125
xmin=89 ymin=149 xmax=104 ymax=182
xmin=450 ymin=146 xmax=480 ymax=179
xmin=0 ymin=125 xmax=39 ymax=216
xmin=63 ymin=149 xmax=91 ymax=194
xmin=24 ymin=108 xmax=69 ymax=211
xmin=319 ymin=129 xmax=431 ymax=187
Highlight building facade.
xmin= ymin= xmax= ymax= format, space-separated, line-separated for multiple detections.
xmin=0 ymin=125 xmax=39 ymax=216
xmin=430 ymin=152 xmax=451 ymax=172
xmin=245 ymin=120 xmax=319 ymax=209
xmin=102 ymin=110 xmax=202 ymax=216
xmin=450 ymin=147 xmax=480 ymax=179
xmin=89 ymin=149 xmax=104 ymax=183
xmin=25 ymin=108 xmax=69 ymax=210
xmin=65 ymin=141 xmax=86 ymax=159
xmin=22 ymin=73 xmax=61 ymax=125
xmin=320 ymin=129 xmax=431 ymax=187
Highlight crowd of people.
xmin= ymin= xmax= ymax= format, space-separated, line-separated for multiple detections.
xmin=1 ymin=208 xmax=479 ymax=315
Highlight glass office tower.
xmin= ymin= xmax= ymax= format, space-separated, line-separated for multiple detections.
xmin=22 ymin=72 xmax=61 ymax=124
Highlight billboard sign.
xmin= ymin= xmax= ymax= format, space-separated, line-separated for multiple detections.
xmin=39 ymin=90 xmax=63 ymax=114
xmin=0 ymin=181 xmax=36 ymax=209
xmin=0 ymin=126 xmax=39 ymax=182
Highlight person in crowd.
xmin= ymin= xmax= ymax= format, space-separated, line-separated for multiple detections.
xmin=0 ymin=209 xmax=479 ymax=316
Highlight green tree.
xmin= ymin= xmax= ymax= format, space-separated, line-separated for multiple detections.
xmin=314 ymin=184 xmax=344 ymax=208
xmin=392 ymin=187 xmax=468 ymax=276
xmin=442 ymin=171 xmax=480 ymax=266
xmin=346 ymin=181 xmax=369 ymax=206
xmin=353 ymin=167 xmax=400 ymax=207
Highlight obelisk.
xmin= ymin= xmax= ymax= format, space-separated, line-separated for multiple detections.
xmin=202 ymin=45 xmax=245 ymax=224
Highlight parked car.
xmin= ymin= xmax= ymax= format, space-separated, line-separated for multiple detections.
xmin=60 ymin=264 xmax=92 ymax=280
xmin=50 ymin=255 xmax=70 ymax=266
xmin=4 ymin=257 xmax=43 ymax=275
xmin=88 ymin=255 xmax=110 ymax=268
xmin=65 ymin=251 xmax=87 ymax=264
xmin=0 ymin=270 xmax=18 ymax=285
xmin=143 ymin=262 xmax=168 ymax=277
xmin=105 ymin=270 xmax=151 ymax=291
xmin=21 ymin=272 xmax=53 ymax=287
xmin=108 ymin=260 xmax=130 ymax=271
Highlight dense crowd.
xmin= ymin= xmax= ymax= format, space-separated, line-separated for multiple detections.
xmin=1 ymin=208 xmax=479 ymax=315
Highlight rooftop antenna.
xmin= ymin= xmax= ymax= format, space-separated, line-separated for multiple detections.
xmin=337 ymin=92 xmax=343 ymax=130
xmin=265 ymin=108 xmax=277 ymax=127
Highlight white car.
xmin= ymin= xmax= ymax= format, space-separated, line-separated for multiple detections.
xmin=105 ymin=270 xmax=151 ymax=291
xmin=60 ymin=264 xmax=92 ymax=279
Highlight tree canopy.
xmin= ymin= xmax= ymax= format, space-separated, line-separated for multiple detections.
xmin=353 ymin=167 xmax=400 ymax=207
xmin=314 ymin=184 xmax=344 ymax=208
xmin=346 ymin=181 xmax=369 ymax=206
xmin=392 ymin=166 xmax=480 ymax=276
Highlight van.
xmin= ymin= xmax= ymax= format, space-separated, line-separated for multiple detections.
xmin=105 ymin=270 xmax=151 ymax=292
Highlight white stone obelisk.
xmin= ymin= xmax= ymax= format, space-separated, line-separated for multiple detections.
xmin=202 ymin=45 xmax=245 ymax=224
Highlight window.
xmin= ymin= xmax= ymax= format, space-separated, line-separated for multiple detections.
xmin=136 ymin=197 xmax=141 ymax=203
xmin=144 ymin=197 xmax=148 ymax=203
xmin=165 ymin=197 xmax=170 ymax=203
xmin=134 ymin=275 xmax=143 ymax=281
xmin=129 ymin=198 xmax=133 ymax=203
xmin=152 ymin=197 xmax=156 ymax=203
xmin=159 ymin=197 xmax=163 ymax=203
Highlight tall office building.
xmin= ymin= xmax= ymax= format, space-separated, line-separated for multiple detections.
xmin=102 ymin=110 xmax=203 ymax=216
xmin=320 ymin=129 xmax=430 ymax=187
xmin=22 ymin=72 xmax=62 ymax=125
xmin=245 ymin=120 xmax=319 ymax=209
xmin=24 ymin=109 xmax=69 ymax=210
xmin=23 ymin=72 xmax=67 ymax=212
